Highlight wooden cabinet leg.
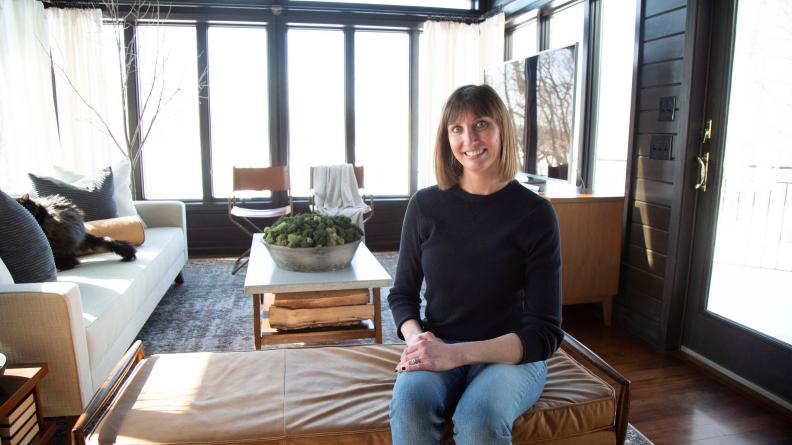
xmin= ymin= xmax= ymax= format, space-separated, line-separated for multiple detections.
xmin=602 ymin=296 xmax=614 ymax=326
xmin=254 ymin=293 xmax=262 ymax=350
xmin=373 ymin=288 xmax=382 ymax=344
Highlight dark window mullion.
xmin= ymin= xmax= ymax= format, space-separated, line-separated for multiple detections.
xmin=270 ymin=18 xmax=287 ymax=168
xmin=345 ymin=27 xmax=355 ymax=165
xmin=125 ymin=23 xmax=144 ymax=199
xmin=538 ymin=9 xmax=550 ymax=51
xmin=196 ymin=23 xmax=213 ymax=202
xmin=580 ymin=0 xmax=600 ymax=189
xmin=273 ymin=18 xmax=290 ymax=206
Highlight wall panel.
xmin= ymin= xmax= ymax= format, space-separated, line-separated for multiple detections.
xmin=642 ymin=33 xmax=685 ymax=63
xmin=617 ymin=1 xmax=690 ymax=347
xmin=641 ymin=59 xmax=684 ymax=87
xmin=629 ymin=222 xmax=669 ymax=254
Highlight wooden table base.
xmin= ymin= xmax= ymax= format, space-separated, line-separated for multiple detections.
xmin=253 ymin=288 xmax=382 ymax=349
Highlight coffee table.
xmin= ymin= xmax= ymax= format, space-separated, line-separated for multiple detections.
xmin=243 ymin=233 xmax=393 ymax=349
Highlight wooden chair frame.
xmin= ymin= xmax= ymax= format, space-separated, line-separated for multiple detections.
xmin=228 ymin=166 xmax=292 ymax=274
xmin=560 ymin=332 xmax=631 ymax=445
xmin=308 ymin=165 xmax=374 ymax=224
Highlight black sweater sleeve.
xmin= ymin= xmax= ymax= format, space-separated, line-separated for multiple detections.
xmin=515 ymin=200 xmax=565 ymax=364
xmin=387 ymin=193 xmax=424 ymax=340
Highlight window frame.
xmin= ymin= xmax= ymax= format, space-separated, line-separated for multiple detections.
xmin=115 ymin=5 xmax=434 ymax=205
xmin=504 ymin=0 xmax=639 ymax=192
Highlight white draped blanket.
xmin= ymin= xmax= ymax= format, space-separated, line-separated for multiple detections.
xmin=313 ymin=164 xmax=370 ymax=232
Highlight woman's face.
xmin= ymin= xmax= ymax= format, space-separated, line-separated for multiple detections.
xmin=447 ymin=112 xmax=502 ymax=178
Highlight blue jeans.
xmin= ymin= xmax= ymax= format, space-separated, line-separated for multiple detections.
xmin=389 ymin=359 xmax=548 ymax=445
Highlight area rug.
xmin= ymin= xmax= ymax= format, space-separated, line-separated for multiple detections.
xmin=54 ymin=256 xmax=652 ymax=445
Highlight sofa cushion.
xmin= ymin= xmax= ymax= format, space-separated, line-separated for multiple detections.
xmin=54 ymin=160 xmax=138 ymax=218
xmin=84 ymin=216 xmax=145 ymax=245
xmin=86 ymin=344 xmax=616 ymax=444
xmin=28 ymin=167 xmax=117 ymax=221
xmin=0 ymin=189 xmax=57 ymax=283
xmin=58 ymin=227 xmax=185 ymax=373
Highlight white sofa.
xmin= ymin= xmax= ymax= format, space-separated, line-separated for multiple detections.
xmin=0 ymin=201 xmax=188 ymax=417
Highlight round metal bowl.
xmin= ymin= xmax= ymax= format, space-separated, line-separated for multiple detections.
xmin=263 ymin=239 xmax=361 ymax=272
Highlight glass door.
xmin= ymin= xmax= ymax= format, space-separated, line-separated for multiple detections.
xmin=682 ymin=0 xmax=792 ymax=403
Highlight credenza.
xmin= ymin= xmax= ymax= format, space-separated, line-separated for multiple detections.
xmin=543 ymin=192 xmax=625 ymax=325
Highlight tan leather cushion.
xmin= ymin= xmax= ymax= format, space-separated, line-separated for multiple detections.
xmin=88 ymin=345 xmax=615 ymax=445
xmin=85 ymin=216 xmax=145 ymax=245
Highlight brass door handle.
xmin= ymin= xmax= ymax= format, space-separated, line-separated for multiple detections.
xmin=695 ymin=152 xmax=709 ymax=192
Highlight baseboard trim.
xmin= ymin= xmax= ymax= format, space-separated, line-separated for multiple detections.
xmin=679 ymin=346 xmax=792 ymax=418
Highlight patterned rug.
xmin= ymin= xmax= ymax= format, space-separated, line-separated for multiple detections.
xmin=55 ymin=256 xmax=653 ymax=444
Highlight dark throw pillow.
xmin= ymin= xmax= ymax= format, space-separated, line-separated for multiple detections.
xmin=29 ymin=166 xmax=117 ymax=221
xmin=0 ymin=189 xmax=57 ymax=283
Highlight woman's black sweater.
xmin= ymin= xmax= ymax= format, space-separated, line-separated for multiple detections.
xmin=387 ymin=180 xmax=564 ymax=364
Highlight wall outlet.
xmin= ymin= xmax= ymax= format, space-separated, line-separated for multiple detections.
xmin=659 ymin=96 xmax=676 ymax=121
xmin=650 ymin=135 xmax=673 ymax=160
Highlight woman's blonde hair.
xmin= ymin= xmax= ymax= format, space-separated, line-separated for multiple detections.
xmin=433 ymin=84 xmax=519 ymax=190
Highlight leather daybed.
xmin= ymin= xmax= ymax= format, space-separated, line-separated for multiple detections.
xmin=72 ymin=334 xmax=629 ymax=445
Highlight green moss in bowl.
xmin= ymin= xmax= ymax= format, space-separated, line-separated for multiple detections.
xmin=263 ymin=213 xmax=362 ymax=248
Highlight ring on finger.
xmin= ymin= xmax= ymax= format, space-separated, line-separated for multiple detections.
xmin=409 ymin=357 xmax=420 ymax=365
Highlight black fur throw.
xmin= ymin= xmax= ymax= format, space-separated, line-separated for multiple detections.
xmin=15 ymin=194 xmax=136 ymax=271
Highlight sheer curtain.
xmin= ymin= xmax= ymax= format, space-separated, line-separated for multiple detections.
xmin=47 ymin=7 xmax=124 ymax=173
xmin=0 ymin=0 xmax=121 ymax=195
xmin=416 ymin=13 xmax=505 ymax=189
xmin=0 ymin=0 xmax=60 ymax=194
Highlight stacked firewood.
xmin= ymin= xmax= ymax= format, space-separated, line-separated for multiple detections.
xmin=268 ymin=289 xmax=373 ymax=330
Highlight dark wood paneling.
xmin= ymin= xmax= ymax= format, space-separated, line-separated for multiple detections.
xmin=186 ymin=199 xmax=408 ymax=255
xmin=627 ymin=244 xmax=667 ymax=276
xmin=644 ymin=0 xmax=685 ymax=18
xmin=615 ymin=300 xmax=662 ymax=345
xmin=623 ymin=264 xmax=665 ymax=300
xmin=637 ymin=110 xmax=679 ymax=134
xmin=620 ymin=286 xmax=664 ymax=322
xmin=640 ymin=59 xmax=684 ymax=87
xmin=644 ymin=6 xmax=686 ymax=40
xmin=639 ymin=85 xmax=682 ymax=111
xmin=634 ymin=178 xmax=674 ymax=207
xmin=636 ymin=156 xmax=675 ymax=183
xmin=630 ymin=222 xmax=669 ymax=254
xmin=631 ymin=201 xmax=671 ymax=231
xmin=642 ymin=33 xmax=685 ymax=64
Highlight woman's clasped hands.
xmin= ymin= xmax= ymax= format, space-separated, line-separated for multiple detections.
xmin=396 ymin=331 xmax=464 ymax=373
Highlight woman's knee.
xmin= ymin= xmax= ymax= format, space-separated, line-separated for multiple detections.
xmin=390 ymin=372 xmax=448 ymax=418
xmin=451 ymin=400 xmax=512 ymax=440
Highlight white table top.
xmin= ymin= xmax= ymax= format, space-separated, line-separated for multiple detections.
xmin=243 ymin=233 xmax=393 ymax=294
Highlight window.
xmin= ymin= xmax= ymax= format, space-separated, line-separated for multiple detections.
xmin=289 ymin=0 xmax=471 ymax=9
xmin=288 ymin=28 xmax=346 ymax=197
xmin=509 ymin=11 xmax=538 ymax=59
xmin=547 ymin=2 xmax=584 ymax=50
xmin=354 ymin=31 xmax=410 ymax=195
xmin=137 ymin=25 xmax=203 ymax=199
xmin=592 ymin=0 xmax=638 ymax=194
xmin=208 ymin=26 xmax=270 ymax=199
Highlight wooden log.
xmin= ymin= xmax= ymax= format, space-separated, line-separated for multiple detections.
xmin=273 ymin=289 xmax=370 ymax=309
xmin=268 ymin=304 xmax=374 ymax=330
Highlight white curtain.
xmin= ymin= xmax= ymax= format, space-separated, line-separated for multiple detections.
xmin=0 ymin=0 xmax=122 ymax=195
xmin=0 ymin=0 xmax=61 ymax=194
xmin=48 ymin=7 xmax=125 ymax=173
xmin=416 ymin=13 xmax=505 ymax=189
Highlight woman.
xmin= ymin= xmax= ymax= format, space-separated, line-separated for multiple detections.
xmin=388 ymin=84 xmax=564 ymax=445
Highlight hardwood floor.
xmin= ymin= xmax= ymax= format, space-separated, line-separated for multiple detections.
xmin=562 ymin=304 xmax=792 ymax=445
